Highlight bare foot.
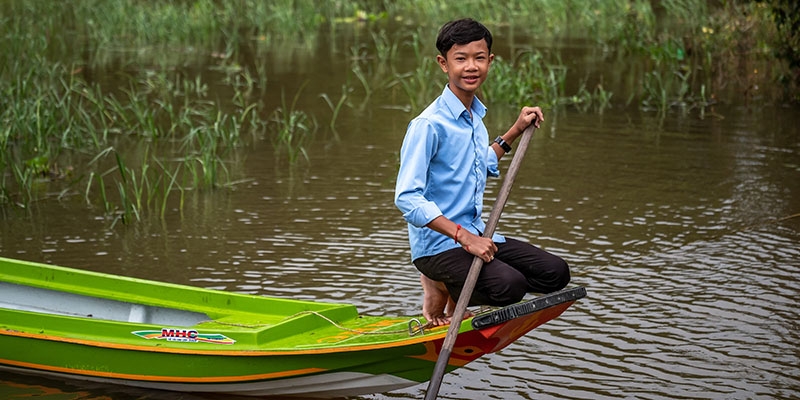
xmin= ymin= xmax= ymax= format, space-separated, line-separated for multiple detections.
xmin=420 ymin=274 xmax=451 ymax=326
xmin=445 ymin=298 xmax=475 ymax=320
xmin=420 ymin=275 xmax=475 ymax=326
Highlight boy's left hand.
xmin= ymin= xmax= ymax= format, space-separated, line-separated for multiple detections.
xmin=515 ymin=106 xmax=544 ymax=133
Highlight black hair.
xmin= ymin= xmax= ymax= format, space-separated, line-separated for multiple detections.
xmin=435 ymin=18 xmax=493 ymax=57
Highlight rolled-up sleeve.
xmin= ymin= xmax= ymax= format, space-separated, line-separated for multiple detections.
xmin=394 ymin=119 xmax=443 ymax=228
xmin=486 ymin=146 xmax=500 ymax=177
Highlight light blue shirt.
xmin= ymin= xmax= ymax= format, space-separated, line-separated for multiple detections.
xmin=395 ymin=85 xmax=505 ymax=262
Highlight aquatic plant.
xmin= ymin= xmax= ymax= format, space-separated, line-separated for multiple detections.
xmin=391 ymin=58 xmax=443 ymax=114
xmin=0 ymin=31 xmax=261 ymax=214
xmin=372 ymin=29 xmax=401 ymax=66
xmin=386 ymin=30 xmax=442 ymax=113
xmin=320 ymin=84 xmax=352 ymax=133
xmin=85 ymin=146 xmax=186 ymax=227
xmin=606 ymin=0 xmax=782 ymax=111
xmin=269 ymin=84 xmax=318 ymax=164
xmin=481 ymin=51 xmax=613 ymax=111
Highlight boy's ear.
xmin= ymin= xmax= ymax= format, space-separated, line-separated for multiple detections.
xmin=436 ymin=55 xmax=448 ymax=73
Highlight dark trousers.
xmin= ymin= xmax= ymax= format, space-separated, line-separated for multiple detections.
xmin=413 ymin=237 xmax=570 ymax=307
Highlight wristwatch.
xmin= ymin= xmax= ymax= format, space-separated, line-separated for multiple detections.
xmin=494 ymin=136 xmax=511 ymax=153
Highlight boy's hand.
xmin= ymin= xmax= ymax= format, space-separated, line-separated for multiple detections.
xmin=514 ymin=106 xmax=544 ymax=134
xmin=459 ymin=231 xmax=498 ymax=263
xmin=495 ymin=106 xmax=544 ymax=158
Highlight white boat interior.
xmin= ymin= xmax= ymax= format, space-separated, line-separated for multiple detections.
xmin=0 ymin=282 xmax=209 ymax=326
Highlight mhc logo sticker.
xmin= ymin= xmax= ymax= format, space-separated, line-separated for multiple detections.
xmin=132 ymin=328 xmax=235 ymax=345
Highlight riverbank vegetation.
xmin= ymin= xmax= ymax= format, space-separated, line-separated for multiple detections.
xmin=1 ymin=0 xmax=797 ymax=224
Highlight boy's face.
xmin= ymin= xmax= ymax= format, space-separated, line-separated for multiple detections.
xmin=437 ymin=39 xmax=494 ymax=102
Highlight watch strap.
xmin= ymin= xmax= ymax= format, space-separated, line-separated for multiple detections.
xmin=494 ymin=136 xmax=511 ymax=153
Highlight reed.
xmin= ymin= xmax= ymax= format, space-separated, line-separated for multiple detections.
xmin=372 ymin=29 xmax=401 ymax=66
xmin=0 ymin=34 xmax=260 ymax=212
xmin=86 ymin=146 xmax=186 ymax=226
xmin=320 ymin=84 xmax=352 ymax=133
xmin=270 ymin=83 xmax=318 ymax=164
xmin=610 ymin=0 xmax=780 ymax=113
xmin=391 ymin=58 xmax=442 ymax=113
xmin=593 ymin=84 xmax=614 ymax=113
xmin=387 ymin=30 xmax=442 ymax=113
xmin=155 ymin=159 xmax=184 ymax=220
xmin=481 ymin=51 xmax=573 ymax=108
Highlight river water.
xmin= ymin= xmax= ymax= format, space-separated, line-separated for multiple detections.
xmin=1 ymin=25 xmax=799 ymax=400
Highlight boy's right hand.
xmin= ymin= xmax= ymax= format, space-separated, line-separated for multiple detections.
xmin=460 ymin=230 xmax=498 ymax=263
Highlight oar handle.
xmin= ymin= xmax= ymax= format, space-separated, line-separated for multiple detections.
xmin=424 ymin=123 xmax=537 ymax=400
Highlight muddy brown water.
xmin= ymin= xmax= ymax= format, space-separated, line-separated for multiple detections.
xmin=1 ymin=26 xmax=799 ymax=400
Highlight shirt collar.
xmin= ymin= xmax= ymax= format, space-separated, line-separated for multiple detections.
xmin=441 ymin=84 xmax=487 ymax=121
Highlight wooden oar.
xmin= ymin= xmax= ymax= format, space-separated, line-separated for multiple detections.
xmin=424 ymin=123 xmax=537 ymax=400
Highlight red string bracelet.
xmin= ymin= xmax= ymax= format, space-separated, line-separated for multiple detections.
xmin=454 ymin=224 xmax=461 ymax=244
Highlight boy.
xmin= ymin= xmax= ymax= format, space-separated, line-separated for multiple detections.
xmin=394 ymin=18 xmax=570 ymax=326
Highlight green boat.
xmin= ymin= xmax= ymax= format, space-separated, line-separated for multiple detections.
xmin=0 ymin=256 xmax=585 ymax=398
